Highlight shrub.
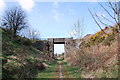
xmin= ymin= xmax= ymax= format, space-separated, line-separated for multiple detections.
xmin=112 ymin=25 xmax=118 ymax=33
xmin=22 ymin=38 xmax=32 ymax=46
xmin=100 ymin=35 xmax=105 ymax=40
xmin=26 ymin=56 xmax=37 ymax=64
xmin=35 ymin=62 xmax=45 ymax=70
xmin=88 ymin=31 xmax=103 ymax=45
xmin=103 ymin=34 xmax=114 ymax=46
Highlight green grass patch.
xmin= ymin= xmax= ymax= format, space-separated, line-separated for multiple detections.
xmin=62 ymin=61 xmax=81 ymax=78
xmin=35 ymin=60 xmax=59 ymax=78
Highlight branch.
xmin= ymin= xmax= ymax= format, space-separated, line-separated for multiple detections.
xmin=101 ymin=14 xmax=115 ymax=24
xmin=94 ymin=12 xmax=111 ymax=27
xmin=98 ymin=2 xmax=115 ymax=19
xmin=88 ymin=9 xmax=107 ymax=35
xmin=98 ymin=1 xmax=118 ymax=24
xmin=108 ymin=0 xmax=118 ymax=14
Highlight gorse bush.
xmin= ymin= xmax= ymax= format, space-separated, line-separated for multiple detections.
xmin=87 ymin=31 xmax=104 ymax=46
xmin=85 ymin=29 xmax=115 ymax=46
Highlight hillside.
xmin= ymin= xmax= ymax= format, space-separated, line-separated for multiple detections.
xmin=1 ymin=28 xmax=53 ymax=79
xmin=1 ymin=25 xmax=119 ymax=78
xmin=65 ymin=25 xmax=119 ymax=78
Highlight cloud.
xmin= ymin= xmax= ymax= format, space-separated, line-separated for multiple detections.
xmin=17 ymin=0 xmax=34 ymax=11
xmin=0 ymin=0 xmax=5 ymax=11
xmin=53 ymin=2 xmax=59 ymax=8
xmin=52 ymin=9 xmax=64 ymax=21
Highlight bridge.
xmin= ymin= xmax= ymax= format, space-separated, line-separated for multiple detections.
xmin=48 ymin=38 xmax=65 ymax=44
xmin=46 ymin=38 xmax=73 ymax=58
xmin=33 ymin=37 xmax=75 ymax=58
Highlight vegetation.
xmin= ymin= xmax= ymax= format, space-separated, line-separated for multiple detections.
xmin=35 ymin=60 xmax=59 ymax=78
xmin=1 ymin=7 xmax=55 ymax=79
xmin=1 ymin=28 xmax=50 ymax=79
xmin=35 ymin=58 xmax=80 ymax=78
xmin=1 ymin=2 xmax=119 ymax=78
xmin=65 ymin=25 xmax=118 ymax=78
xmin=2 ymin=7 xmax=28 ymax=38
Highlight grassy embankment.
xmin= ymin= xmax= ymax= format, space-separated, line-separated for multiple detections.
xmin=65 ymin=26 xmax=119 ymax=78
xmin=1 ymin=28 xmax=81 ymax=79
xmin=1 ymin=28 xmax=51 ymax=78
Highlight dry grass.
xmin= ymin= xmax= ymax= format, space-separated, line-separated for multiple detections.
xmin=65 ymin=30 xmax=118 ymax=78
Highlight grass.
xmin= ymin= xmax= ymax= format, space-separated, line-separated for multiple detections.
xmin=35 ymin=58 xmax=81 ymax=78
xmin=35 ymin=58 xmax=80 ymax=79
xmin=2 ymin=28 xmax=50 ymax=78
xmin=2 ymin=28 xmax=81 ymax=79
xmin=61 ymin=61 xmax=81 ymax=78
xmin=35 ymin=60 xmax=59 ymax=78
xmin=99 ymin=64 xmax=118 ymax=78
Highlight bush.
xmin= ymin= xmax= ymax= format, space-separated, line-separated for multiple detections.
xmin=103 ymin=34 xmax=114 ymax=46
xmin=88 ymin=31 xmax=103 ymax=46
xmin=112 ymin=25 xmax=118 ymax=33
xmin=22 ymin=38 xmax=32 ymax=46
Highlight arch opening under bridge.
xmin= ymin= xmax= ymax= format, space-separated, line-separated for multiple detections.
xmin=46 ymin=38 xmax=73 ymax=58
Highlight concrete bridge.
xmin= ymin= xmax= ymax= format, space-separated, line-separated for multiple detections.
xmin=46 ymin=38 xmax=74 ymax=58
xmin=33 ymin=37 xmax=80 ymax=58
xmin=48 ymin=38 xmax=65 ymax=44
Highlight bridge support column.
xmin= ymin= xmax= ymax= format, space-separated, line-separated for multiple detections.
xmin=52 ymin=43 xmax=54 ymax=58
xmin=52 ymin=39 xmax=54 ymax=58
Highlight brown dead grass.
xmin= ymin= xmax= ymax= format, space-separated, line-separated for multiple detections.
xmin=65 ymin=39 xmax=118 ymax=78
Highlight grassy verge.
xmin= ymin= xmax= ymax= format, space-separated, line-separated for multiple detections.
xmin=2 ymin=28 xmax=49 ymax=78
xmin=60 ymin=61 xmax=81 ymax=78
xmin=35 ymin=58 xmax=81 ymax=79
xmin=35 ymin=60 xmax=59 ymax=78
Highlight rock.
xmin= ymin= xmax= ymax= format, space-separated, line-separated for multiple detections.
xmin=43 ymin=63 xmax=49 ymax=67
xmin=36 ymin=62 xmax=45 ymax=70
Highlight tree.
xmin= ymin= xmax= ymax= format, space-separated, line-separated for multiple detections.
xmin=88 ymin=1 xmax=120 ymax=34
xmin=69 ymin=18 xmax=84 ymax=39
xmin=3 ymin=7 xmax=28 ymax=37
xmin=26 ymin=29 xmax=40 ymax=41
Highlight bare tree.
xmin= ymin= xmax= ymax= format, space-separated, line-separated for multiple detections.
xmin=88 ymin=0 xmax=120 ymax=34
xmin=3 ymin=7 xmax=28 ymax=37
xmin=70 ymin=18 xmax=84 ymax=39
xmin=26 ymin=29 xmax=40 ymax=41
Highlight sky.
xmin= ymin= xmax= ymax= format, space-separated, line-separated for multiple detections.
xmin=0 ymin=0 xmax=119 ymax=54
